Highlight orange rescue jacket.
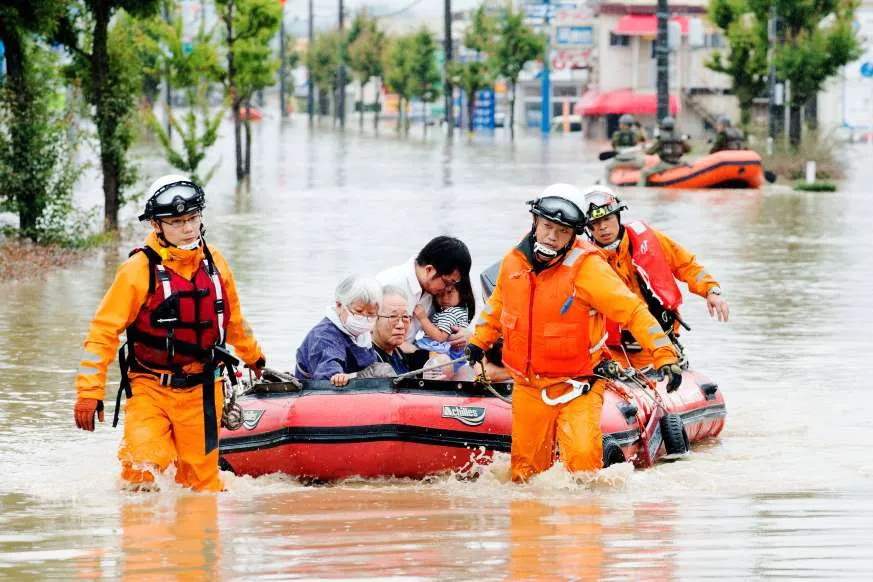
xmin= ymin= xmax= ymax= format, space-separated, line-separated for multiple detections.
xmin=471 ymin=236 xmax=678 ymax=383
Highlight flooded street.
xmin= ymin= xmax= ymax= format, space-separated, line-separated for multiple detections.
xmin=2 ymin=118 xmax=873 ymax=580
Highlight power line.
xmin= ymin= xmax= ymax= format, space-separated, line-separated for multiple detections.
xmin=372 ymin=0 xmax=427 ymax=19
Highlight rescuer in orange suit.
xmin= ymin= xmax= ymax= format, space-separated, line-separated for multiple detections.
xmin=73 ymin=175 xmax=266 ymax=492
xmin=464 ymin=184 xmax=681 ymax=483
xmin=580 ymin=185 xmax=729 ymax=370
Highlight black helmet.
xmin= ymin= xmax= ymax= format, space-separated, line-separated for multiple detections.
xmin=716 ymin=115 xmax=732 ymax=127
xmin=528 ymin=196 xmax=587 ymax=234
xmin=139 ymin=174 xmax=206 ymax=222
xmin=582 ymin=186 xmax=627 ymax=223
xmin=660 ymin=116 xmax=676 ymax=131
xmin=619 ymin=114 xmax=635 ymax=126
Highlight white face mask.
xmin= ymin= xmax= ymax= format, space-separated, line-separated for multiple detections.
xmin=533 ymin=241 xmax=559 ymax=258
xmin=177 ymin=239 xmax=201 ymax=251
xmin=344 ymin=308 xmax=376 ymax=337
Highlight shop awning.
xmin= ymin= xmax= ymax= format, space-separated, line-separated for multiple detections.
xmin=573 ymin=89 xmax=680 ymax=117
xmin=615 ymin=15 xmax=689 ymax=36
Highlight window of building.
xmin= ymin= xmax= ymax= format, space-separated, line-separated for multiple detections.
xmin=705 ymin=33 xmax=725 ymax=48
xmin=609 ymin=33 xmax=630 ymax=47
xmin=553 ymin=86 xmax=579 ymax=98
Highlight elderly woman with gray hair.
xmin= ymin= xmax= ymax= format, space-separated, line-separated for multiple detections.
xmin=295 ymin=274 xmax=383 ymax=386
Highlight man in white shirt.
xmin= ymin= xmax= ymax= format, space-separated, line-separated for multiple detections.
xmin=376 ymin=236 xmax=473 ymax=346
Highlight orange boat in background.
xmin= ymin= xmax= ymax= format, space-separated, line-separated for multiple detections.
xmin=609 ymin=150 xmax=765 ymax=189
xmin=240 ymin=107 xmax=263 ymax=121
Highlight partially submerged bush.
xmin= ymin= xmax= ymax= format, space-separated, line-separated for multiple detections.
xmin=750 ymin=130 xmax=846 ymax=181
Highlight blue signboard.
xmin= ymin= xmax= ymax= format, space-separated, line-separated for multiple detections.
xmin=861 ymin=61 xmax=873 ymax=78
xmin=472 ymin=89 xmax=496 ymax=130
xmin=554 ymin=25 xmax=593 ymax=46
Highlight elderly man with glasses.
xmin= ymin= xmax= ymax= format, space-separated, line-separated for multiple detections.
xmin=371 ymin=286 xmax=414 ymax=375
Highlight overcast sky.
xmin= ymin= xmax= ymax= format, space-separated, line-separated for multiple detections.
xmin=286 ymin=0 xmax=486 ymax=32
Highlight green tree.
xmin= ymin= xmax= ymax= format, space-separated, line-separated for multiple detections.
xmin=139 ymin=11 xmax=224 ymax=184
xmin=764 ymin=0 xmax=860 ymax=143
xmin=494 ymin=8 xmax=544 ymax=138
xmin=55 ymin=0 xmax=162 ymax=232
xmin=709 ymin=0 xmax=861 ymax=141
xmin=0 ymin=0 xmax=69 ymax=240
xmin=383 ymin=34 xmax=415 ymax=134
xmin=214 ymin=0 xmax=282 ymax=181
xmin=406 ymin=27 xmax=441 ymax=134
xmin=346 ymin=12 xmax=385 ymax=129
xmin=447 ymin=6 xmax=497 ymax=133
xmin=306 ymin=30 xmax=342 ymax=118
xmin=706 ymin=0 xmax=768 ymax=127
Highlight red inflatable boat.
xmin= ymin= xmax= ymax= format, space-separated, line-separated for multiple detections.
xmin=218 ymin=369 xmax=726 ymax=481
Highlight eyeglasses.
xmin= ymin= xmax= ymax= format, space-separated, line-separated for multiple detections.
xmin=439 ymin=275 xmax=461 ymax=290
xmin=377 ymin=314 xmax=413 ymax=324
xmin=160 ymin=213 xmax=201 ymax=229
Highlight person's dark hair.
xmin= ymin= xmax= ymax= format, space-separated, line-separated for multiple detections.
xmin=416 ymin=236 xmax=472 ymax=277
xmin=453 ymin=276 xmax=476 ymax=320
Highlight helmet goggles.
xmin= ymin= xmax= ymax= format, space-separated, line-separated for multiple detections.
xmin=139 ymin=181 xmax=205 ymax=222
xmin=528 ymin=196 xmax=587 ymax=233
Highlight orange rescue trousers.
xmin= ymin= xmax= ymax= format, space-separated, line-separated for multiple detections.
xmin=118 ymin=374 xmax=224 ymax=492
xmin=510 ymin=378 xmax=606 ymax=483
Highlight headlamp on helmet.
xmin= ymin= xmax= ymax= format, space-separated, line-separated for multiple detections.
xmin=582 ymin=187 xmax=627 ymax=224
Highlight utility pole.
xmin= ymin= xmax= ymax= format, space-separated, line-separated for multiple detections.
xmin=540 ymin=0 xmax=551 ymax=135
xmin=444 ymin=0 xmax=453 ymax=137
xmin=338 ymin=0 xmax=346 ymax=127
xmin=767 ymin=5 xmax=782 ymax=143
xmin=308 ymin=0 xmax=314 ymax=121
xmin=656 ymin=0 xmax=669 ymax=122
xmin=163 ymin=2 xmax=173 ymax=138
xmin=279 ymin=0 xmax=287 ymax=118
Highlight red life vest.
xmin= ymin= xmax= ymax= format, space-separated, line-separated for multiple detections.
xmin=126 ymin=246 xmax=228 ymax=373
xmin=605 ymin=221 xmax=682 ymax=348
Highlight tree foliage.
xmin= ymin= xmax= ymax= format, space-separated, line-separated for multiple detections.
xmin=306 ymin=30 xmax=343 ymax=116
xmin=383 ymin=34 xmax=415 ymax=132
xmin=448 ymin=7 xmax=497 ymax=132
xmin=0 ymin=40 xmax=84 ymax=244
xmin=707 ymin=0 xmax=861 ymax=133
xmin=55 ymin=0 xmax=162 ymax=232
xmin=407 ymin=28 xmax=441 ymax=107
xmin=706 ymin=0 xmax=768 ymax=126
xmin=214 ymin=0 xmax=281 ymax=180
xmin=139 ymin=9 xmax=224 ymax=185
xmin=346 ymin=12 xmax=385 ymax=128
xmin=493 ymin=8 xmax=544 ymax=137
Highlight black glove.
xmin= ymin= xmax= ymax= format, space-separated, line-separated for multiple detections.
xmin=465 ymin=344 xmax=485 ymax=366
xmin=659 ymin=363 xmax=683 ymax=393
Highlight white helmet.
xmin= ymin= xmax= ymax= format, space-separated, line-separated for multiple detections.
xmin=580 ymin=185 xmax=627 ymax=222
xmin=139 ymin=174 xmax=205 ymax=222
xmin=540 ymin=183 xmax=583 ymax=203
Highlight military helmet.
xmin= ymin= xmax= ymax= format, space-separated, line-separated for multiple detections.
xmin=660 ymin=116 xmax=676 ymax=131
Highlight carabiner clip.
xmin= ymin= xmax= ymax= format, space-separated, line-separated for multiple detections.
xmin=541 ymin=379 xmax=591 ymax=406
